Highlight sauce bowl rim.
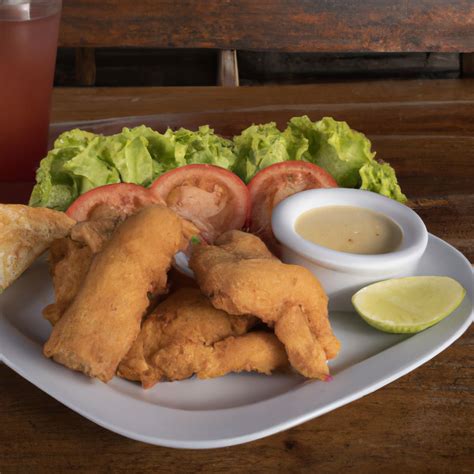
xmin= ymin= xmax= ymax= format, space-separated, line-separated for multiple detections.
xmin=271 ymin=188 xmax=428 ymax=274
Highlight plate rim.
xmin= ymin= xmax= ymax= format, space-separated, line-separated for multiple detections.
xmin=1 ymin=233 xmax=472 ymax=449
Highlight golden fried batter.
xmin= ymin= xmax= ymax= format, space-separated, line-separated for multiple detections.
xmin=69 ymin=218 xmax=119 ymax=253
xmin=0 ymin=204 xmax=75 ymax=292
xmin=43 ymin=238 xmax=93 ymax=326
xmin=44 ymin=218 xmax=199 ymax=326
xmin=44 ymin=206 xmax=191 ymax=382
xmin=118 ymin=288 xmax=288 ymax=388
xmin=43 ymin=217 xmax=122 ymax=325
xmin=189 ymin=230 xmax=340 ymax=380
xmin=196 ymin=331 xmax=289 ymax=379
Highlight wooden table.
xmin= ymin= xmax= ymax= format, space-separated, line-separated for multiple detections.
xmin=1 ymin=80 xmax=473 ymax=473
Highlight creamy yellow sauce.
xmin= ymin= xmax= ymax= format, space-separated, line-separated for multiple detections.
xmin=295 ymin=205 xmax=402 ymax=255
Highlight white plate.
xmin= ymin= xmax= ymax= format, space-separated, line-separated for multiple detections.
xmin=0 ymin=234 xmax=472 ymax=449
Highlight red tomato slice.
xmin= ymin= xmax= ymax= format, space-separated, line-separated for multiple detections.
xmin=66 ymin=183 xmax=162 ymax=222
xmin=248 ymin=161 xmax=337 ymax=252
xmin=150 ymin=164 xmax=250 ymax=242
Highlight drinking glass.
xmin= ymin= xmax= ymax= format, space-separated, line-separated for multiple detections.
xmin=0 ymin=0 xmax=61 ymax=181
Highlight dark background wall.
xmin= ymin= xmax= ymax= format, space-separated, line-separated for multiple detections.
xmin=54 ymin=50 xmax=461 ymax=87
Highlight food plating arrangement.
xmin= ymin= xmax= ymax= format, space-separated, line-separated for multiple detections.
xmin=0 ymin=115 xmax=471 ymax=447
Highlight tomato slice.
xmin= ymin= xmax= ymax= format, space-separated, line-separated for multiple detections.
xmin=66 ymin=183 xmax=162 ymax=222
xmin=150 ymin=164 xmax=250 ymax=242
xmin=248 ymin=161 xmax=338 ymax=252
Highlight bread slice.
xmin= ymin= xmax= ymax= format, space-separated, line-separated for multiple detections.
xmin=0 ymin=204 xmax=75 ymax=292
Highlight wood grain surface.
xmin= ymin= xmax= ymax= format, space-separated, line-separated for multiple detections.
xmin=1 ymin=80 xmax=473 ymax=473
xmin=58 ymin=0 xmax=474 ymax=52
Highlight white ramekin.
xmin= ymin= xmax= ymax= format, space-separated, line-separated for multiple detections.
xmin=271 ymin=188 xmax=428 ymax=311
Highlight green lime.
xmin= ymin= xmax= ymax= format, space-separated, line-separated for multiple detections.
xmin=352 ymin=276 xmax=466 ymax=334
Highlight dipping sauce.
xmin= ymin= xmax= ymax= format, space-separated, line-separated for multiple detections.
xmin=295 ymin=205 xmax=403 ymax=254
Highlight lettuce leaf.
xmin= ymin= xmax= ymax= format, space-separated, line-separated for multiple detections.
xmin=29 ymin=117 xmax=407 ymax=212
xmin=232 ymin=123 xmax=298 ymax=183
xmin=359 ymin=160 xmax=407 ymax=203
xmin=52 ymin=128 xmax=96 ymax=149
xmin=173 ymin=125 xmax=236 ymax=168
xmin=29 ymin=125 xmax=237 ymax=211
xmin=29 ymin=129 xmax=95 ymax=210
xmin=287 ymin=116 xmax=375 ymax=187
xmin=116 ymin=126 xmax=174 ymax=175
xmin=102 ymin=128 xmax=163 ymax=186
xmin=63 ymin=136 xmax=121 ymax=193
xmin=29 ymin=148 xmax=79 ymax=210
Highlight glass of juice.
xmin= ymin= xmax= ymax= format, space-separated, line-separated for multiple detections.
xmin=0 ymin=0 xmax=61 ymax=181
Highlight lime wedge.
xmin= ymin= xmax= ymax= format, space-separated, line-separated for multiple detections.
xmin=352 ymin=276 xmax=466 ymax=334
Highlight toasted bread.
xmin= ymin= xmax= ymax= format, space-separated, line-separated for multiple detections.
xmin=0 ymin=204 xmax=75 ymax=292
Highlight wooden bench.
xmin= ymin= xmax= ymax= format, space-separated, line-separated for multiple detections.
xmin=60 ymin=0 xmax=474 ymax=85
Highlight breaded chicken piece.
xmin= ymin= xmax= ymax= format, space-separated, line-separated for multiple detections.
xmin=44 ymin=219 xmax=199 ymax=329
xmin=43 ymin=238 xmax=94 ymax=326
xmin=118 ymin=288 xmax=288 ymax=388
xmin=43 ymin=217 xmax=121 ymax=325
xmin=195 ymin=331 xmax=289 ymax=379
xmin=44 ymin=206 xmax=192 ymax=382
xmin=44 ymin=218 xmax=198 ymax=326
xmin=189 ymin=230 xmax=340 ymax=380
xmin=70 ymin=218 xmax=119 ymax=253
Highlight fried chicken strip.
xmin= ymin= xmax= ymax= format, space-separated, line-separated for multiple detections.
xmin=43 ymin=217 xmax=122 ymax=325
xmin=43 ymin=238 xmax=93 ymax=326
xmin=189 ymin=230 xmax=340 ymax=380
xmin=118 ymin=288 xmax=288 ymax=388
xmin=44 ymin=208 xmax=198 ymax=326
xmin=44 ymin=205 xmax=191 ymax=382
xmin=196 ymin=331 xmax=289 ymax=379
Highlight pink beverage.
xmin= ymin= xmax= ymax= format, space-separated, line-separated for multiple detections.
xmin=0 ymin=1 xmax=61 ymax=181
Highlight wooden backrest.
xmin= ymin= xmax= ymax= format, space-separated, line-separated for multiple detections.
xmin=59 ymin=0 xmax=474 ymax=86
xmin=59 ymin=0 xmax=474 ymax=52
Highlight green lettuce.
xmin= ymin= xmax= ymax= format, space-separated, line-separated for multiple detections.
xmin=63 ymin=136 xmax=121 ymax=193
xmin=29 ymin=125 xmax=237 ymax=211
xmin=359 ymin=160 xmax=407 ymax=203
xmin=29 ymin=129 xmax=95 ymax=210
xmin=30 ymin=127 xmax=163 ymax=211
xmin=287 ymin=116 xmax=375 ymax=187
xmin=52 ymin=128 xmax=96 ymax=149
xmin=172 ymin=125 xmax=236 ymax=168
xmin=29 ymin=116 xmax=407 ymax=212
xmin=30 ymin=132 xmax=124 ymax=210
xmin=102 ymin=126 xmax=167 ymax=186
xmin=232 ymin=123 xmax=300 ymax=183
